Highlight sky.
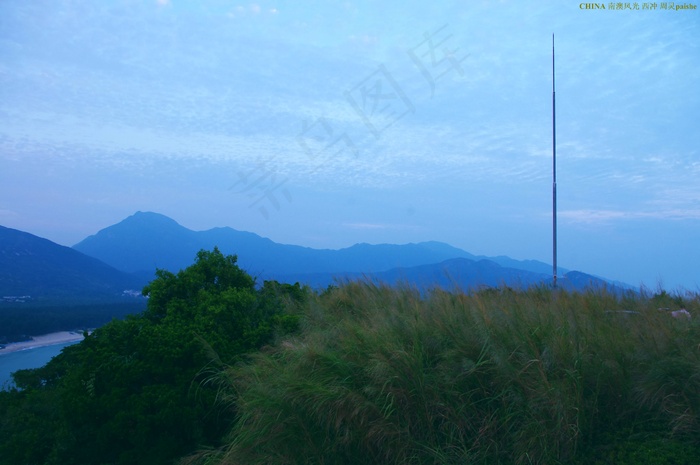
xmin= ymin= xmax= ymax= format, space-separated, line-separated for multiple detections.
xmin=1 ymin=0 xmax=698 ymax=291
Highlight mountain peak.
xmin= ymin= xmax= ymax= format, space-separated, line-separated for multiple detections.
xmin=75 ymin=212 xmax=189 ymax=244
xmin=121 ymin=211 xmax=183 ymax=228
xmin=73 ymin=212 xmax=198 ymax=274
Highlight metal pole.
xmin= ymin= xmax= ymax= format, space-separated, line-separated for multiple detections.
xmin=552 ymin=34 xmax=558 ymax=288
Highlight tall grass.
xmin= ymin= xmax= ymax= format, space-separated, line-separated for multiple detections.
xmin=186 ymin=283 xmax=700 ymax=465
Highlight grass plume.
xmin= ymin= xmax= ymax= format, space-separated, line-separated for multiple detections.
xmin=186 ymin=283 xmax=700 ymax=465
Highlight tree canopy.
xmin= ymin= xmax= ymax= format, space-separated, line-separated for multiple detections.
xmin=0 ymin=248 xmax=306 ymax=465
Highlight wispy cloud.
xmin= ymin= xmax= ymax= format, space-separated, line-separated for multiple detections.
xmin=342 ymin=223 xmax=390 ymax=230
xmin=560 ymin=208 xmax=700 ymax=224
xmin=341 ymin=222 xmax=418 ymax=232
xmin=0 ymin=209 xmax=19 ymax=219
xmin=227 ymin=4 xmax=278 ymax=18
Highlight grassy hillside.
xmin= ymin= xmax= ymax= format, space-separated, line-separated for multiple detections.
xmin=2 ymin=248 xmax=697 ymax=465
xmin=187 ymin=283 xmax=700 ymax=465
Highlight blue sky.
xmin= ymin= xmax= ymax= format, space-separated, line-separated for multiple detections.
xmin=1 ymin=0 xmax=698 ymax=291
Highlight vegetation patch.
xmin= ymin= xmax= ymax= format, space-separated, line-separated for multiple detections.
xmin=0 ymin=249 xmax=306 ymax=465
xmin=1 ymin=250 xmax=698 ymax=464
xmin=189 ymin=282 xmax=700 ymax=465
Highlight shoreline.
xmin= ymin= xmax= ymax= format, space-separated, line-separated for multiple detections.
xmin=0 ymin=331 xmax=85 ymax=355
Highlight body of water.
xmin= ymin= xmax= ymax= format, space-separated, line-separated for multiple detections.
xmin=0 ymin=341 xmax=80 ymax=390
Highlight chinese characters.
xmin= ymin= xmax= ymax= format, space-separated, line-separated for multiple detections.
xmin=234 ymin=24 xmax=469 ymax=219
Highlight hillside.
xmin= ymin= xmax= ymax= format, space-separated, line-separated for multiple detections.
xmin=0 ymin=225 xmax=145 ymax=302
xmin=1 ymin=259 xmax=694 ymax=465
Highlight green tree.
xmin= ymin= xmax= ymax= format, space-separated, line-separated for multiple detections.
xmin=0 ymin=248 xmax=306 ymax=465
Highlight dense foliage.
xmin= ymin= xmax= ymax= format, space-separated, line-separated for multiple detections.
xmin=0 ymin=301 xmax=146 ymax=344
xmin=0 ymin=248 xmax=306 ymax=465
xmin=186 ymin=283 xmax=700 ymax=465
xmin=2 ymin=253 xmax=699 ymax=464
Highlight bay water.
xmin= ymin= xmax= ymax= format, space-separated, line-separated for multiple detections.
xmin=0 ymin=341 xmax=80 ymax=390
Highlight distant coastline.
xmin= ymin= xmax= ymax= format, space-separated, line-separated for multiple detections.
xmin=0 ymin=331 xmax=85 ymax=355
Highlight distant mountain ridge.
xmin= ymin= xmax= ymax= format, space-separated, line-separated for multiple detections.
xmin=74 ymin=212 xmax=483 ymax=277
xmin=277 ymin=258 xmax=623 ymax=294
xmin=0 ymin=212 xmax=635 ymax=304
xmin=0 ymin=225 xmax=144 ymax=302
xmin=73 ymin=212 xmax=554 ymax=277
xmin=72 ymin=211 xmax=631 ymax=293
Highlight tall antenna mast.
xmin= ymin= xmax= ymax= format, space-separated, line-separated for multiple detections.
xmin=552 ymin=34 xmax=558 ymax=288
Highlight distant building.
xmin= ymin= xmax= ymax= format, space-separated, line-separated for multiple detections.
xmin=122 ymin=290 xmax=146 ymax=298
xmin=1 ymin=295 xmax=32 ymax=303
